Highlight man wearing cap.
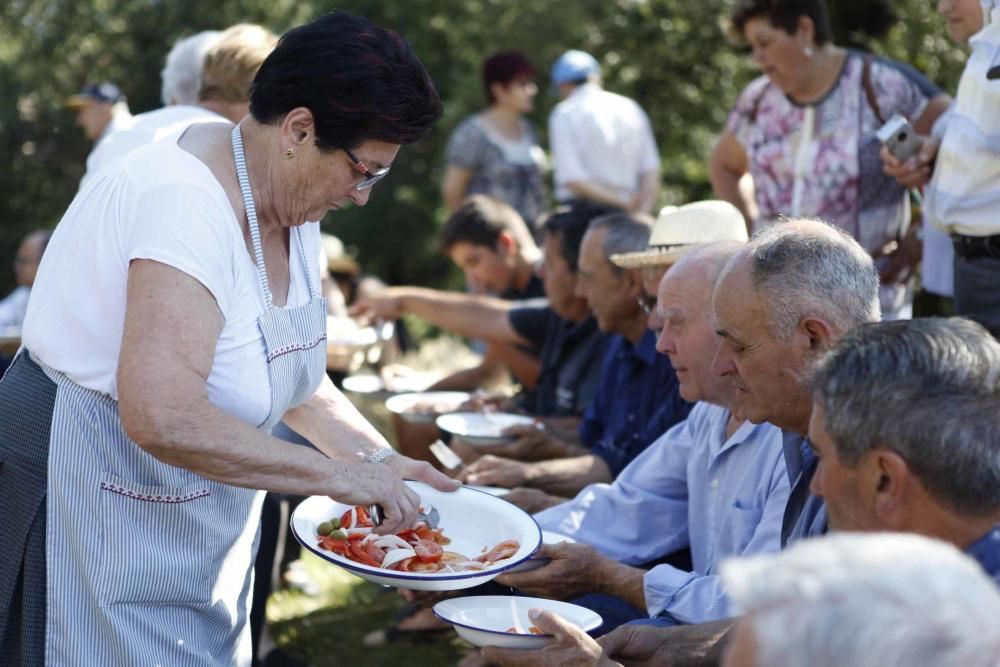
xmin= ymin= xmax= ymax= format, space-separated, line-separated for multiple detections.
xmin=549 ymin=50 xmax=661 ymax=214
xmin=79 ymin=24 xmax=278 ymax=187
xmin=66 ymin=81 xmax=133 ymax=182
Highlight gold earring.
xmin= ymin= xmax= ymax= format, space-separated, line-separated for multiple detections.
xmin=283 ymin=147 xmax=295 ymax=159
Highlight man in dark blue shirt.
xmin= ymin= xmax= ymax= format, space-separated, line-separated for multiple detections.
xmin=462 ymin=212 xmax=692 ymax=495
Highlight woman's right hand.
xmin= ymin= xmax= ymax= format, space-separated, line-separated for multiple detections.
xmin=329 ymin=461 xmax=423 ymax=534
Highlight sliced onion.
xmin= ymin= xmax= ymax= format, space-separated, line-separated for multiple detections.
xmin=380 ymin=547 xmax=417 ymax=570
xmin=369 ymin=535 xmax=411 ymax=550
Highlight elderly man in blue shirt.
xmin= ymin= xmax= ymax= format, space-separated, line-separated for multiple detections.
xmin=488 ymin=241 xmax=788 ymax=632
xmin=460 ymin=212 xmax=691 ymax=496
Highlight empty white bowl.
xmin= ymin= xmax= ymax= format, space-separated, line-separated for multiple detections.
xmin=433 ymin=595 xmax=602 ymax=649
xmin=290 ymin=481 xmax=541 ymax=591
xmin=436 ymin=412 xmax=536 ymax=446
xmin=385 ymin=391 xmax=472 ymax=424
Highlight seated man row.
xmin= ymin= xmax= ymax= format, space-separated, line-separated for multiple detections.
xmin=475 ymin=219 xmax=1000 ymax=666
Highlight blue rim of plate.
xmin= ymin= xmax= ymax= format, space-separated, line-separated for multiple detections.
xmin=290 ymin=485 xmax=543 ymax=582
xmin=432 ymin=598 xmax=603 ymax=638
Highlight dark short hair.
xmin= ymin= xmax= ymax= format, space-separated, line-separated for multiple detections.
xmin=439 ymin=195 xmax=535 ymax=254
xmin=249 ymin=12 xmax=442 ymax=151
xmin=482 ymin=51 xmax=534 ymax=105
xmin=729 ymin=0 xmax=832 ymax=46
xmin=541 ymin=203 xmax=617 ymax=272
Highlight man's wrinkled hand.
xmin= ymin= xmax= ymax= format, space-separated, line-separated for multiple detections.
xmin=475 ymin=424 xmax=553 ymax=461
xmin=495 ymin=543 xmax=609 ymax=600
xmin=481 ymin=609 xmax=618 ymax=667
xmin=458 ymin=454 xmax=532 ymax=488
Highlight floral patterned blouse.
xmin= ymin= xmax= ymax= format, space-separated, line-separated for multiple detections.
xmin=727 ymin=52 xmax=938 ymax=315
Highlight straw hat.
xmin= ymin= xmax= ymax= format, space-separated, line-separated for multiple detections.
xmin=610 ymin=200 xmax=748 ymax=269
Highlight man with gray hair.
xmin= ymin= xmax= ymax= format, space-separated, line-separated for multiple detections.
xmin=461 ymin=211 xmax=691 ymax=495
xmin=711 ymin=218 xmax=881 ymax=545
xmin=808 ymin=317 xmax=1000 ymax=582
xmin=720 ymin=532 xmax=1000 ymax=667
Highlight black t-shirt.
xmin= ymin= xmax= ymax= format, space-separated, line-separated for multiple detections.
xmin=508 ymin=305 xmax=609 ymax=417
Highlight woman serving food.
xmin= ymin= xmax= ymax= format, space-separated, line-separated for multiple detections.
xmin=0 ymin=12 xmax=456 ymax=665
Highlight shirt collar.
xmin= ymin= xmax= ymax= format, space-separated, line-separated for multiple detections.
xmin=966 ymin=525 xmax=1000 ymax=579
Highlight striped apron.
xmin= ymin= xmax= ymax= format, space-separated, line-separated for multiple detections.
xmin=0 ymin=124 xmax=327 ymax=666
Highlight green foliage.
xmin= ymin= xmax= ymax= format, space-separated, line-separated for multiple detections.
xmin=0 ymin=0 xmax=967 ymax=295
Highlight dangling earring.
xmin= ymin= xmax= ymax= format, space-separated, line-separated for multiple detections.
xmin=804 ymin=46 xmax=814 ymax=58
xmin=283 ymin=147 xmax=295 ymax=159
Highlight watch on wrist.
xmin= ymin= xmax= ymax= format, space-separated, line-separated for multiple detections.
xmin=364 ymin=446 xmax=397 ymax=464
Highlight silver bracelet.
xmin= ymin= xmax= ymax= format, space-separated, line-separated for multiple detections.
xmin=363 ymin=446 xmax=397 ymax=464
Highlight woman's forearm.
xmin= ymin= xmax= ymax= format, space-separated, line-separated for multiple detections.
xmin=282 ymin=374 xmax=392 ymax=462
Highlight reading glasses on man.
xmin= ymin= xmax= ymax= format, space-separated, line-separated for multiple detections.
xmin=344 ymin=147 xmax=390 ymax=191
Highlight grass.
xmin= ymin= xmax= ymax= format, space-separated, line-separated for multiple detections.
xmin=268 ymin=555 xmax=470 ymax=666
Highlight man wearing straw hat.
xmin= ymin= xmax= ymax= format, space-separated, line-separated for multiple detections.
xmin=610 ymin=200 xmax=751 ymax=312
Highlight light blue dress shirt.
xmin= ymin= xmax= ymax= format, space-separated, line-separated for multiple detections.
xmin=535 ymin=402 xmax=789 ymax=623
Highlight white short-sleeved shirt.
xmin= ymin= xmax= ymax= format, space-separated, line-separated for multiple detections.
xmin=548 ymin=83 xmax=661 ymax=205
xmin=23 ymin=131 xmax=322 ymax=427
xmin=82 ymin=105 xmax=228 ymax=183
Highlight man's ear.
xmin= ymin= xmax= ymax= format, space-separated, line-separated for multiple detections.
xmin=871 ymin=449 xmax=910 ymax=528
xmin=623 ymin=267 xmax=644 ymax=299
xmin=496 ymin=231 xmax=518 ymax=257
xmin=800 ymin=317 xmax=836 ymax=353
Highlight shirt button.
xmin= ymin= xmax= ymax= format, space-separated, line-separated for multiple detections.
xmin=710 ymin=479 xmax=719 ymax=490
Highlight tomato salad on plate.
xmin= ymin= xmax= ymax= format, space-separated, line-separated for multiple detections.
xmin=316 ymin=505 xmax=520 ymax=573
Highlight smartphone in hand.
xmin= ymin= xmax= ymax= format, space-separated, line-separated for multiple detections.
xmin=876 ymin=114 xmax=922 ymax=162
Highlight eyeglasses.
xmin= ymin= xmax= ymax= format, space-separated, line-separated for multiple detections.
xmin=343 ymin=147 xmax=391 ymax=191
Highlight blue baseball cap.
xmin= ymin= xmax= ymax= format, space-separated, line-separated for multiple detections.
xmin=66 ymin=81 xmax=125 ymax=109
xmin=550 ymin=50 xmax=600 ymax=86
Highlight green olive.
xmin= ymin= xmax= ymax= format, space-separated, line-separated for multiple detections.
xmin=318 ymin=521 xmax=334 ymax=536
xmin=329 ymin=517 xmax=342 ymax=530
xmin=329 ymin=530 xmax=348 ymax=541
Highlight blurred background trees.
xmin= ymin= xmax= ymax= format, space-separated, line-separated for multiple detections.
xmin=0 ymin=0 xmax=968 ymax=294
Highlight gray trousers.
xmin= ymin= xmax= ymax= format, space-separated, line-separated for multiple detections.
xmin=954 ymin=255 xmax=1000 ymax=338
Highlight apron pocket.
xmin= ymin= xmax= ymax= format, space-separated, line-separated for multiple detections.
xmin=96 ymin=474 xmax=214 ymax=607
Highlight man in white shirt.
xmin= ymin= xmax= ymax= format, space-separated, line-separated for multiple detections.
xmin=0 ymin=229 xmax=50 ymax=328
xmin=80 ymin=24 xmax=278 ymax=185
xmin=885 ymin=0 xmax=1000 ymax=336
xmin=548 ymin=50 xmax=661 ymax=214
